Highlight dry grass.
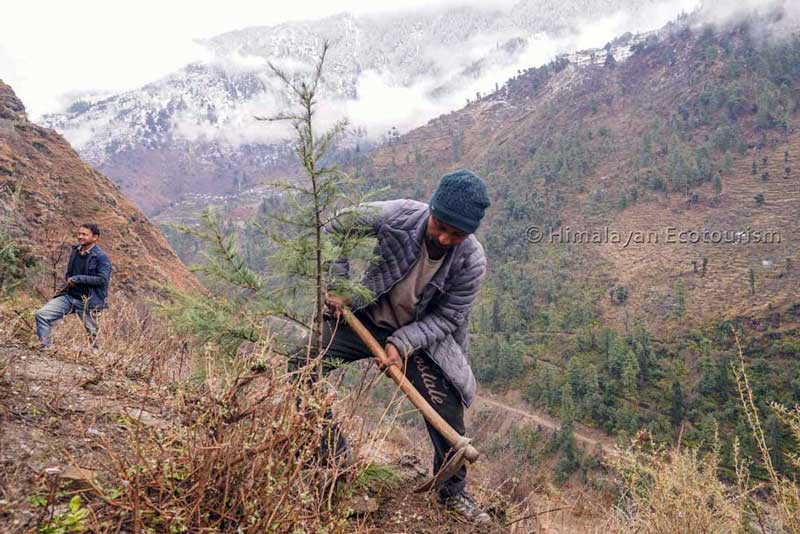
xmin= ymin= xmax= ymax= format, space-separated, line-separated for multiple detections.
xmin=607 ymin=429 xmax=752 ymax=533
xmin=56 ymin=298 xmax=192 ymax=384
xmin=0 ymin=298 xmax=443 ymax=532
xmin=603 ymin=331 xmax=800 ymax=534
xmin=732 ymin=333 xmax=800 ymax=534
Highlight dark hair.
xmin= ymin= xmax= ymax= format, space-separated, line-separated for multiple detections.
xmin=80 ymin=223 xmax=101 ymax=236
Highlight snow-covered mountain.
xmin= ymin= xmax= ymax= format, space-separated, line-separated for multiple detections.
xmin=41 ymin=0 xmax=691 ymax=213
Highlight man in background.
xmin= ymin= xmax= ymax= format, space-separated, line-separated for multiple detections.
xmin=35 ymin=223 xmax=112 ymax=351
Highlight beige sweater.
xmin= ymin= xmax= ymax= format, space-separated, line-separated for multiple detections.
xmin=365 ymin=240 xmax=444 ymax=330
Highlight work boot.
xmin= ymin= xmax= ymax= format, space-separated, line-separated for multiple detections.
xmin=317 ymin=424 xmax=354 ymax=468
xmin=438 ymin=490 xmax=492 ymax=524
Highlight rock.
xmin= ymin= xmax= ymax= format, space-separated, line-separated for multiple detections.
xmin=343 ymin=494 xmax=379 ymax=516
xmin=60 ymin=465 xmax=96 ymax=483
xmin=122 ymin=407 xmax=169 ymax=429
xmin=0 ymin=81 xmax=27 ymax=121
xmin=396 ymin=453 xmax=428 ymax=478
xmin=42 ymin=465 xmax=96 ymax=486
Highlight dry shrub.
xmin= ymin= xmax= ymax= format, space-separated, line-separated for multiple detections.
xmin=606 ymin=331 xmax=800 ymax=534
xmin=83 ymin=343 xmax=369 ymax=532
xmin=55 ymin=297 xmax=192 ymax=382
xmin=2 ymin=294 xmax=406 ymax=532
xmin=608 ymin=429 xmax=752 ymax=534
xmin=732 ymin=333 xmax=800 ymax=534
xmin=0 ymin=293 xmax=41 ymax=344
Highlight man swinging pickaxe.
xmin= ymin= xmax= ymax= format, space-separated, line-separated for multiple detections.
xmin=287 ymin=170 xmax=492 ymax=524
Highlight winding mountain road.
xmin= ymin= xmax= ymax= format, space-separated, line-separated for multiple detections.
xmin=473 ymin=393 xmax=620 ymax=458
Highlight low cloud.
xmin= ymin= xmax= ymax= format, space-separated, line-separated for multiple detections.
xmin=305 ymin=0 xmax=700 ymax=143
xmin=172 ymin=88 xmax=293 ymax=146
xmin=59 ymin=113 xmax=115 ymax=152
xmin=170 ymin=0 xmax=799 ymax=149
xmin=694 ymin=0 xmax=800 ymax=41
xmin=209 ymin=50 xmax=267 ymax=74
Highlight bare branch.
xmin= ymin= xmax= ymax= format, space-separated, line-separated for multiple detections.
xmin=254 ymin=113 xmax=305 ymax=123
xmin=310 ymin=40 xmax=331 ymax=95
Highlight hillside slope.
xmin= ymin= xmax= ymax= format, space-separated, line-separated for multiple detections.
xmin=0 ymin=80 xmax=199 ymax=298
xmin=362 ymin=14 xmax=800 ymax=334
xmin=350 ymin=10 xmax=800 ymax=463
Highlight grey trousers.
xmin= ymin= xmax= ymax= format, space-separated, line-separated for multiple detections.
xmin=288 ymin=309 xmax=467 ymax=497
xmin=35 ymin=295 xmax=98 ymax=348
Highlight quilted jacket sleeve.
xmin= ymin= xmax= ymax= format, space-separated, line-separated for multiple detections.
xmin=386 ymin=241 xmax=487 ymax=357
xmin=322 ymin=200 xmax=396 ymax=286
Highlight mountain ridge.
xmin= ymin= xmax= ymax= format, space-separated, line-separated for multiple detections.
xmin=39 ymin=0 xmax=682 ymax=213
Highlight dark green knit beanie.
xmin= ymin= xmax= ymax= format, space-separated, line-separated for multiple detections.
xmin=428 ymin=169 xmax=491 ymax=234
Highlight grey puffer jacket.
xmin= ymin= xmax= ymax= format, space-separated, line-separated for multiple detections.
xmin=324 ymin=199 xmax=488 ymax=407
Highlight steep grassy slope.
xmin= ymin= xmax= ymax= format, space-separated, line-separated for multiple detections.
xmin=0 ymin=81 xmax=200 ymax=298
xmin=362 ymin=18 xmax=800 ymax=333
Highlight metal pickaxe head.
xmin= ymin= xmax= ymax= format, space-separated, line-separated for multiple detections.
xmin=414 ymin=437 xmax=480 ymax=493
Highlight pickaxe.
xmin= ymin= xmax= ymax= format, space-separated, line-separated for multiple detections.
xmin=340 ymin=307 xmax=481 ymax=493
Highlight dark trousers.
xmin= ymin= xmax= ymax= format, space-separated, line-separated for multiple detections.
xmin=288 ymin=309 xmax=466 ymax=497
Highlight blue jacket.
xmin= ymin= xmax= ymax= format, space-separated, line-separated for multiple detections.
xmin=325 ymin=199 xmax=487 ymax=407
xmin=65 ymin=244 xmax=112 ymax=310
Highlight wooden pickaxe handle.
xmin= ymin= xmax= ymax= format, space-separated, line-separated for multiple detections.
xmin=340 ymin=307 xmax=480 ymax=464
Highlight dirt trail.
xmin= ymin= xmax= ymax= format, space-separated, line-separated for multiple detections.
xmin=473 ymin=393 xmax=619 ymax=458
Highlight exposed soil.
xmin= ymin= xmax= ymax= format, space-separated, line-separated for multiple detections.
xmin=0 ymin=341 xmax=525 ymax=533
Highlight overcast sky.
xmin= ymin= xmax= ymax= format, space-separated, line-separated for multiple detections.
xmin=3 ymin=0 xmax=790 ymax=123
xmin=1 ymin=0 xmax=524 ymax=119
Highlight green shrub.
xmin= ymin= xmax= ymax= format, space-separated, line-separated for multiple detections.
xmin=40 ymin=495 xmax=89 ymax=534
